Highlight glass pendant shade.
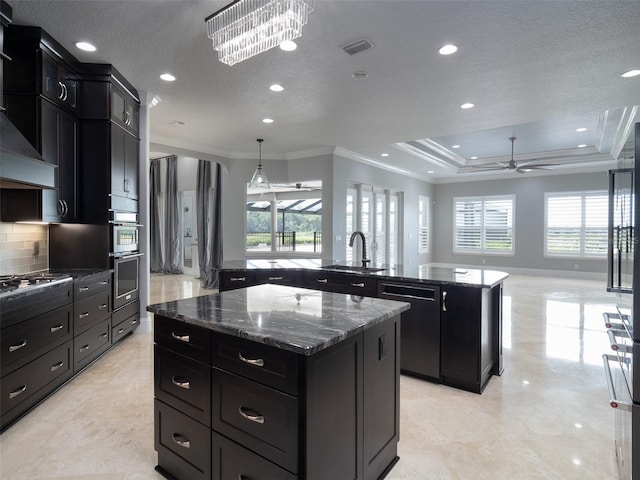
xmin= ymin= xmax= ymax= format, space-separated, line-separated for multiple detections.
xmin=206 ymin=0 xmax=315 ymax=66
xmin=248 ymin=139 xmax=270 ymax=189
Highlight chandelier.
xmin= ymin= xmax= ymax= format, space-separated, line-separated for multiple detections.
xmin=248 ymin=138 xmax=271 ymax=189
xmin=206 ymin=0 xmax=315 ymax=66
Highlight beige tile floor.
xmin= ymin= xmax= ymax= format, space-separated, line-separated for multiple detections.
xmin=0 ymin=273 xmax=622 ymax=479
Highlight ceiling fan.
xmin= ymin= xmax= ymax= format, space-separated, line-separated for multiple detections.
xmin=470 ymin=137 xmax=559 ymax=174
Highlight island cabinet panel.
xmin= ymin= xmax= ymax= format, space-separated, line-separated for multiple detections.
xmin=154 ymin=316 xmax=212 ymax=364
xmin=379 ymin=281 xmax=441 ymax=381
xmin=219 ymin=270 xmax=257 ymax=291
xmin=440 ymin=285 xmax=495 ymax=393
xmin=153 ymin=310 xmax=401 ymax=480
xmin=255 ymin=269 xmax=301 ymax=287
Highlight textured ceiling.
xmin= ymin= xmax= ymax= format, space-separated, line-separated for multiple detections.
xmin=9 ymin=0 xmax=640 ymax=181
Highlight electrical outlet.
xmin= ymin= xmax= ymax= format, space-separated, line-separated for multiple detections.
xmin=33 ymin=241 xmax=40 ymax=256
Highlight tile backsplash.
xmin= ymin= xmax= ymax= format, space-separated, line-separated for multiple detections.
xmin=0 ymin=223 xmax=49 ymax=275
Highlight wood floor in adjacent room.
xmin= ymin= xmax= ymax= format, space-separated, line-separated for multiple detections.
xmin=0 ymin=273 xmax=620 ymax=479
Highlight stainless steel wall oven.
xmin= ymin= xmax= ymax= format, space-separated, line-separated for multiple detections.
xmin=112 ymin=252 xmax=141 ymax=310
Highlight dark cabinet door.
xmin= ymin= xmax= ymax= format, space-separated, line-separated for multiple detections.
xmin=440 ymin=285 xmax=493 ymax=393
xmin=111 ymin=86 xmax=139 ymax=136
xmin=110 ymin=124 xmax=139 ymax=200
xmin=41 ymin=52 xmax=77 ymax=111
xmin=379 ymin=282 xmax=441 ymax=380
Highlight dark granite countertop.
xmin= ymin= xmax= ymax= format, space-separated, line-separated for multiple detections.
xmin=220 ymin=259 xmax=508 ymax=288
xmin=147 ymin=284 xmax=410 ymax=356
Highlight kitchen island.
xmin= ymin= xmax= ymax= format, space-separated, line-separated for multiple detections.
xmin=220 ymin=260 xmax=509 ymax=393
xmin=147 ymin=284 xmax=410 ymax=480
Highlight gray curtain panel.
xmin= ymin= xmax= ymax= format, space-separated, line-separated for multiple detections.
xmin=149 ymin=158 xmax=163 ymax=272
xmin=196 ymin=159 xmax=212 ymax=286
xmin=163 ymin=155 xmax=182 ymax=274
xmin=196 ymin=160 xmax=223 ymax=289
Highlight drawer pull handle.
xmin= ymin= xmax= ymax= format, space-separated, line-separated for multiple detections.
xmin=172 ymin=433 xmax=191 ymax=449
xmin=172 ymin=376 xmax=190 ymax=389
xmin=171 ymin=332 xmax=190 ymax=343
xmin=317 ymin=278 xmax=328 ymax=283
xmin=117 ymin=328 xmax=125 ymax=335
xmin=131 ymin=319 xmax=138 ymax=325
xmin=238 ymin=352 xmax=264 ymax=367
xmin=50 ymin=361 xmax=64 ymax=372
xmin=79 ymin=312 xmax=90 ymax=319
xmin=9 ymin=385 xmax=27 ymax=399
xmin=442 ymin=291 xmax=447 ymax=312
xmin=230 ymin=277 xmax=246 ymax=282
xmin=50 ymin=324 xmax=64 ymax=333
xmin=268 ymin=276 xmax=283 ymax=281
xmin=79 ymin=345 xmax=90 ymax=352
xmin=99 ymin=304 xmax=108 ymax=310
xmin=350 ymin=282 xmax=365 ymax=288
xmin=238 ymin=406 xmax=265 ymax=424
xmin=99 ymin=281 xmax=108 ymax=285
xmin=8 ymin=340 xmax=27 ymax=352
xmin=79 ymin=286 xmax=89 ymax=291
xmin=99 ymin=332 xmax=108 ymax=339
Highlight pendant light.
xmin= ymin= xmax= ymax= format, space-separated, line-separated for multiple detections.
xmin=248 ymin=138 xmax=270 ymax=189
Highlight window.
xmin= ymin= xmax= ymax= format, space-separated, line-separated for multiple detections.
xmin=454 ymin=195 xmax=514 ymax=254
xmin=246 ymin=182 xmax=322 ymax=255
xmin=545 ymin=191 xmax=607 ymax=257
xmin=418 ymin=195 xmax=429 ymax=253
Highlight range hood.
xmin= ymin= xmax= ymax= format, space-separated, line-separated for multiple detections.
xmin=0 ymin=113 xmax=56 ymax=189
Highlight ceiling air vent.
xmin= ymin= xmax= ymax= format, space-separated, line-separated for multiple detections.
xmin=342 ymin=38 xmax=374 ymax=56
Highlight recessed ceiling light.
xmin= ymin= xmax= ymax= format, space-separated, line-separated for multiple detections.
xmin=522 ymin=380 xmax=530 ymax=385
xmin=576 ymin=127 xmax=587 ymax=132
xmin=439 ymin=44 xmax=458 ymax=55
xmin=352 ymin=71 xmax=368 ymax=79
xmin=262 ymin=118 xmax=274 ymax=124
xmin=621 ymin=69 xmax=640 ymax=78
xmin=160 ymin=73 xmax=176 ymax=82
xmin=75 ymin=41 xmax=96 ymax=52
xmin=452 ymin=145 xmax=461 ymax=149
xmin=427 ymin=170 xmax=434 ymax=174
xmin=577 ymin=144 xmax=587 ymax=148
xmin=269 ymin=84 xmax=284 ymax=92
xmin=460 ymin=102 xmax=474 ymax=109
xmin=470 ymin=156 xmax=478 ymax=160
xmin=280 ymin=40 xmax=297 ymax=51
xmin=381 ymin=153 xmax=389 ymax=157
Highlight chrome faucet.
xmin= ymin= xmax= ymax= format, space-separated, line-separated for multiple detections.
xmin=349 ymin=231 xmax=370 ymax=268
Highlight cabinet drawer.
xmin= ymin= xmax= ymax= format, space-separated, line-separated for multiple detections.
xmin=111 ymin=313 xmax=139 ymax=344
xmin=154 ymin=316 xmax=211 ymax=363
xmin=73 ymin=319 xmax=111 ymax=371
xmin=212 ymin=332 xmax=299 ymax=396
xmin=255 ymin=270 xmax=300 ymax=287
xmin=74 ymin=291 xmax=111 ymax=334
xmin=303 ymin=271 xmax=378 ymax=297
xmin=212 ymin=432 xmax=298 ymax=480
xmin=155 ymin=346 xmax=211 ymax=427
xmin=1 ymin=340 xmax=73 ymax=422
xmin=212 ymin=368 xmax=299 ymax=474
xmin=1 ymin=304 xmax=72 ymax=375
xmin=219 ymin=270 xmax=257 ymax=291
xmin=75 ymin=272 xmax=111 ymax=300
xmin=155 ymin=399 xmax=211 ymax=480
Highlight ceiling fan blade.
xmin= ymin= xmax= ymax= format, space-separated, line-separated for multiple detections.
xmin=466 ymin=166 xmax=508 ymax=171
xmin=524 ymin=165 xmax=556 ymax=170
xmin=518 ymin=160 xmax=560 ymax=168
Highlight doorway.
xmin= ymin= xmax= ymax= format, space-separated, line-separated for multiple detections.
xmin=181 ymin=190 xmax=198 ymax=277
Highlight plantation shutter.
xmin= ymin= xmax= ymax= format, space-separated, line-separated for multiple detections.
xmin=455 ymin=199 xmax=482 ymax=251
xmin=418 ymin=196 xmax=429 ymax=253
xmin=483 ymin=197 xmax=513 ymax=252
xmin=584 ymin=193 xmax=608 ymax=256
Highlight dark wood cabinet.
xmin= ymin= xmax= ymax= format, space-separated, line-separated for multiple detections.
xmin=1 ymin=25 xmax=79 ymax=223
xmin=219 ymin=270 xmax=258 ymax=291
xmin=379 ymin=281 xmax=441 ymax=380
xmin=77 ymin=63 xmax=140 ymax=220
xmin=154 ymin=310 xmax=401 ymax=480
xmin=73 ymin=318 xmax=110 ymax=372
xmin=300 ymin=269 xmax=378 ymax=296
xmin=440 ymin=285 xmax=496 ymax=393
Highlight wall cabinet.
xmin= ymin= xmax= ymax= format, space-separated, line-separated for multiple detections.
xmin=110 ymin=123 xmax=139 ymax=199
xmin=1 ymin=25 xmax=79 ymax=223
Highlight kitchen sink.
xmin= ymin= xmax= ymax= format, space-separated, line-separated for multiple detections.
xmin=323 ymin=264 xmax=386 ymax=273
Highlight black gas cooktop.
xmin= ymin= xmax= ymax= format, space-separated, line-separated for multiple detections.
xmin=0 ymin=273 xmax=72 ymax=295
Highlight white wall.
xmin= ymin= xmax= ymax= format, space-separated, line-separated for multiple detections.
xmin=432 ymin=171 xmax=608 ymax=275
